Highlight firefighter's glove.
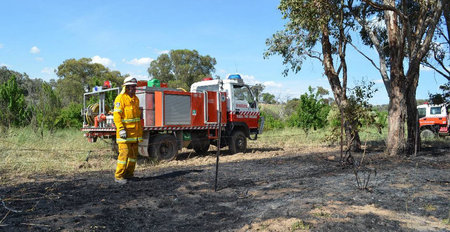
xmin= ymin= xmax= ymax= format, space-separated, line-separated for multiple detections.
xmin=119 ymin=130 xmax=127 ymax=139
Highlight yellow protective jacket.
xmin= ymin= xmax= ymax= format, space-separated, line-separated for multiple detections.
xmin=113 ymin=93 xmax=143 ymax=144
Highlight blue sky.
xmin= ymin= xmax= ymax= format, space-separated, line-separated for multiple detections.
xmin=0 ymin=0 xmax=447 ymax=105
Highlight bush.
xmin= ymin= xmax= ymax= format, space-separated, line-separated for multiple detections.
xmin=33 ymin=82 xmax=61 ymax=133
xmin=56 ymin=103 xmax=83 ymax=128
xmin=325 ymin=81 xmax=384 ymax=144
xmin=287 ymin=86 xmax=330 ymax=134
xmin=0 ymin=76 xmax=31 ymax=128
xmin=260 ymin=107 xmax=285 ymax=130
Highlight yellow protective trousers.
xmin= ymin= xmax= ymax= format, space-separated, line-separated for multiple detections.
xmin=115 ymin=143 xmax=138 ymax=180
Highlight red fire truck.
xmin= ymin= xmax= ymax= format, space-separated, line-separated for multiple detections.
xmin=417 ymin=103 xmax=449 ymax=138
xmin=81 ymin=74 xmax=264 ymax=160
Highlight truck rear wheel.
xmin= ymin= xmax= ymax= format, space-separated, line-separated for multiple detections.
xmin=151 ymin=134 xmax=178 ymax=161
xmin=420 ymin=129 xmax=436 ymax=139
xmin=229 ymin=130 xmax=247 ymax=154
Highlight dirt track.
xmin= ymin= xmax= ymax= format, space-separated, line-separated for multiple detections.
xmin=1 ymin=144 xmax=449 ymax=231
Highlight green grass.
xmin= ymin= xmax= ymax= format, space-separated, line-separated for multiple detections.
xmin=256 ymin=126 xmax=388 ymax=148
xmin=257 ymin=127 xmax=325 ymax=147
xmin=290 ymin=220 xmax=310 ymax=231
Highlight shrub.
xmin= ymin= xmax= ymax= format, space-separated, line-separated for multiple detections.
xmin=325 ymin=81 xmax=383 ymax=144
xmin=56 ymin=103 xmax=83 ymax=128
xmin=33 ymin=82 xmax=61 ymax=134
xmin=260 ymin=107 xmax=285 ymax=130
xmin=287 ymin=86 xmax=330 ymax=134
xmin=0 ymin=76 xmax=31 ymax=128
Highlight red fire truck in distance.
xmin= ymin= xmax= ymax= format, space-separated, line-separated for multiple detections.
xmin=81 ymin=74 xmax=264 ymax=161
xmin=417 ymin=102 xmax=449 ymax=138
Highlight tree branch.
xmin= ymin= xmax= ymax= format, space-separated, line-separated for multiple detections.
xmin=361 ymin=0 xmax=408 ymax=21
xmin=422 ymin=62 xmax=450 ymax=80
xmin=306 ymin=51 xmax=323 ymax=62
xmin=352 ymin=14 xmax=391 ymax=96
xmin=416 ymin=0 xmax=443 ymax=61
xmin=349 ymin=42 xmax=380 ymax=72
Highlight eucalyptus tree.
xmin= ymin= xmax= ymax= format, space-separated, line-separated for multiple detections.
xmin=265 ymin=0 xmax=362 ymax=150
xmin=351 ymin=0 xmax=443 ymax=155
xmin=148 ymin=49 xmax=216 ymax=91
xmin=55 ymin=58 xmax=126 ymax=106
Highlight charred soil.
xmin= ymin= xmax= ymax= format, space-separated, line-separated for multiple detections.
xmin=1 ymin=144 xmax=449 ymax=231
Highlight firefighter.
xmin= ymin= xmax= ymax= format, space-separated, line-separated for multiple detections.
xmin=113 ymin=77 xmax=143 ymax=184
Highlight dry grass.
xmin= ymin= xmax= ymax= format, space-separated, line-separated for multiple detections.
xmin=1 ymin=126 xmax=446 ymax=186
xmin=0 ymin=127 xmax=113 ymax=185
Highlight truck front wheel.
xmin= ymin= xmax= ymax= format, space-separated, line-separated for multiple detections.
xmin=420 ymin=129 xmax=436 ymax=139
xmin=229 ymin=130 xmax=247 ymax=154
xmin=151 ymin=134 xmax=178 ymax=161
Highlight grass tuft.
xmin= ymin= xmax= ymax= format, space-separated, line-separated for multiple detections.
xmin=290 ymin=220 xmax=310 ymax=231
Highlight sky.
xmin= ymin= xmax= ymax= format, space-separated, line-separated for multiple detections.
xmin=0 ymin=0 xmax=447 ymax=105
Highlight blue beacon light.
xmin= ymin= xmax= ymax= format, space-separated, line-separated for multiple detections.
xmin=228 ymin=74 xmax=242 ymax=80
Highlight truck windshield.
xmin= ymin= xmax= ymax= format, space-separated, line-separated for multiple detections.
xmin=234 ymin=85 xmax=255 ymax=104
xmin=417 ymin=107 xmax=426 ymax=118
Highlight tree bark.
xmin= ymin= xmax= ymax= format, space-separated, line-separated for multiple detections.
xmin=385 ymin=0 xmax=407 ymax=156
xmin=443 ymin=0 xmax=450 ymax=45
xmin=387 ymin=77 xmax=407 ymax=156
xmin=406 ymin=70 xmax=420 ymax=155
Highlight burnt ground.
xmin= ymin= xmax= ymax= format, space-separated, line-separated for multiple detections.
xmin=0 ymin=144 xmax=449 ymax=231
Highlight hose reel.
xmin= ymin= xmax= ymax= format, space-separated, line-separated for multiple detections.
xmin=85 ymin=103 xmax=110 ymax=126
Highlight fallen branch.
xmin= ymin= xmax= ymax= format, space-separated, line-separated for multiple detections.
xmin=20 ymin=223 xmax=50 ymax=227
xmin=0 ymin=197 xmax=22 ymax=213
xmin=425 ymin=179 xmax=450 ymax=185
xmin=0 ymin=211 xmax=11 ymax=225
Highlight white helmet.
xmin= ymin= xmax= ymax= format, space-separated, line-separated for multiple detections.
xmin=123 ymin=77 xmax=137 ymax=86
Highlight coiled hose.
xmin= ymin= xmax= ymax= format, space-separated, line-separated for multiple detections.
xmin=85 ymin=103 xmax=110 ymax=126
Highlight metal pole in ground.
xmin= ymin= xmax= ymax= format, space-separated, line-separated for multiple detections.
xmin=414 ymin=111 xmax=419 ymax=156
xmin=340 ymin=109 xmax=344 ymax=164
xmin=214 ymin=79 xmax=223 ymax=192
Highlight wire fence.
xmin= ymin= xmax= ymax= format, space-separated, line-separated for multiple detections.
xmin=0 ymin=128 xmax=386 ymax=160
xmin=0 ymin=129 xmax=386 ymax=155
xmin=0 ymin=132 xmax=327 ymax=154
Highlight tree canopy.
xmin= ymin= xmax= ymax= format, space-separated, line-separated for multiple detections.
xmin=55 ymin=58 xmax=126 ymax=106
xmin=147 ymin=49 xmax=216 ymax=90
xmin=261 ymin=93 xmax=277 ymax=104
xmin=266 ymin=0 xmax=446 ymax=156
xmin=265 ymin=0 xmax=362 ymax=151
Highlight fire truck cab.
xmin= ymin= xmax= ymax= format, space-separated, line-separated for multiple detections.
xmin=191 ymin=74 xmax=260 ymax=137
xmin=417 ymin=103 xmax=449 ymax=138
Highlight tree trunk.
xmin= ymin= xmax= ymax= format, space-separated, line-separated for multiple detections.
xmin=405 ymin=63 xmax=421 ymax=155
xmin=406 ymin=79 xmax=420 ymax=155
xmin=444 ymin=0 xmax=450 ymax=40
xmin=387 ymin=77 xmax=407 ymax=156
xmin=384 ymin=0 xmax=407 ymax=156
xmin=321 ymin=26 xmax=361 ymax=151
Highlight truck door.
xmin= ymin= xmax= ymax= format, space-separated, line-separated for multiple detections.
xmin=231 ymin=85 xmax=259 ymax=128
